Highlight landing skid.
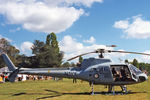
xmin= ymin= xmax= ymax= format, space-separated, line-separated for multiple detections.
xmin=90 ymin=83 xmax=130 ymax=95
xmin=102 ymin=91 xmax=132 ymax=95
xmin=90 ymin=91 xmax=132 ymax=95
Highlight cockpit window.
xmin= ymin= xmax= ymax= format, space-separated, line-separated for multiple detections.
xmin=129 ymin=64 xmax=142 ymax=75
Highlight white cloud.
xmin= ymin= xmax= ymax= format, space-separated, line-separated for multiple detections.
xmin=0 ymin=0 xmax=103 ymax=33
xmin=114 ymin=20 xmax=129 ymax=29
xmin=44 ymin=0 xmax=103 ymax=7
xmin=59 ymin=35 xmax=104 ymax=60
xmin=114 ymin=15 xmax=150 ymax=39
xmin=59 ymin=35 xmax=127 ymax=62
xmin=138 ymin=51 xmax=150 ymax=63
xmin=107 ymin=49 xmax=128 ymax=60
xmin=59 ymin=35 xmax=84 ymax=53
xmin=9 ymin=27 xmax=21 ymax=32
xmin=20 ymin=41 xmax=33 ymax=55
xmin=0 ymin=35 xmax=12 ymax=42
xmin=83 ymin=36 xmax=96 ymax=44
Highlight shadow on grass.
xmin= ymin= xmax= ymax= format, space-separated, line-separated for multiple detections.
xmin=36 ymin=89 xmax=148 ymax=100
xmin=12 ymin=92 xmax=53 ymax=96
xmin=11 ymin=89 xmax=147 ymax=100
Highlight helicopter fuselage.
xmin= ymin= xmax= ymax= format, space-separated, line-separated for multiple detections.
xmin=2 ymin=53 xmax=148 ymax=86
xmin=17 ymin=58 xmax=148 ymax=86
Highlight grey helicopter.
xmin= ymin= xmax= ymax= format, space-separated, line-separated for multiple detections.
xmin=0 ymin=46 xmax=149 ymax=95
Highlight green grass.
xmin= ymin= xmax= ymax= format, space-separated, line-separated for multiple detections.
xmin=0 ymin=77 xmax=150 ymax=100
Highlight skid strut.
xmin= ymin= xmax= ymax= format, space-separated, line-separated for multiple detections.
xmin=91 ymin=82 xmax=94 ymax=95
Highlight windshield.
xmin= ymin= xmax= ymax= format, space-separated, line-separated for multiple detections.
xmin=129 ymin=64 xmax=142 ymax=75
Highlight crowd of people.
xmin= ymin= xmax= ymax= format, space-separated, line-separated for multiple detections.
xmin=17 ymin=75 xmax=54 ymax=81
xmin=112 ymin=67 xmax=131 ymax=81
xmin=0 ymin=73 xmax=8 ymax=83
xmin=0 ymin=73 xmax=56 ymax=83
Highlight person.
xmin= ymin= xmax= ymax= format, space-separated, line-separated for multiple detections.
xmin=112 ymin=68 xmax=117 ymax=76
xmin=120 ymin=67 xmax=127 ymax=81
xmin=112 ymin=68 xmax=120 ymax=81
xmin=1 ymin=74 xmax=5 ymax=83
xmin=0 ymin=75 xmax=3 ymax=83
xmin=73 ymin=78 xmax=77 ymax=83
xmin=76 ymin=62 xmax=81 ymax=67
xmin=5 ymin=75 xmax=8 ymax=82
xmin=26 ymin=75 xmax=29 ymax=80
xmin=115 ymin=71 xmax=120 ymax=81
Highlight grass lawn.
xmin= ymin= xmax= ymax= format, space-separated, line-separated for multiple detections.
xmin=0 ymin=77 xmax=150 ymax=100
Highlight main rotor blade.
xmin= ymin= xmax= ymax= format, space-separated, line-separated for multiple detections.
xmin=109 ymin=50 xmax=150 ymax=56
xmin=67 ymin=51 xmax=96 ymax=61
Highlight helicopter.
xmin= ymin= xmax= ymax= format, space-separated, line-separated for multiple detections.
xmin=0 ymin=46 xmax=149 ymax=95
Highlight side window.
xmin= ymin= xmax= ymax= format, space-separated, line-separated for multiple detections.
xmin=93 ymin=68 xmax=97 ymax=71
xmin=104 ymin=67 xmax=109 ymax=73
xmin=99 ymin=67 xmax=103 ymax=74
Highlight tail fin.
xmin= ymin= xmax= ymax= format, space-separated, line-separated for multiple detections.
xmin=1 ymin=53 xmax=19 ymax=82
xmin=1 ymin=53 xmax=16 ymax=71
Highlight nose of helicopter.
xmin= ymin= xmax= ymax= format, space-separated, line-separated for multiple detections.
xmin=138 ymin=73 xmax=148 ymax=82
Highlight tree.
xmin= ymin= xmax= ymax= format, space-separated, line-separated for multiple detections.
xmin=30 ymin=40 xmax=45 ymax=67
xmin=62 ymin=62 xmax=70 ymax=67
xmin=31 ymin=33 xmax=63 ymax=68
xmin=0 ymin=38 xmax=20 ymax=68
xmin=70 ymin=62 xmax=76 ymax=67
xmin=32 ymin=40 xmax=45 ymax=55
xmin=58 ymin=51 xmax=64 ymax=66
xmin=38 ymin=46 xmax=59 ymax=67
xmin=48 ymin=32 xmax=59 ymax=53
xmin=79 ymin=56 xmax=83 ymax=63
xmin=132 ymin=59 xmax=139 ymax=68
xmin=46 ymin=34 xmax=50 ymax=46
xmin=125 ymin=59 xmax=129 ymax=64
xmin=44 ymin=32 xmax=62 ymax=67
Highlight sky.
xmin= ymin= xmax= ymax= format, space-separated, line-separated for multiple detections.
xmin=0 ymin=0 xmax=150 ymax=63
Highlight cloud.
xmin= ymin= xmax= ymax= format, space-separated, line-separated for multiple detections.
xmin=83 ymin=36 xmax=96 ymax=44
xmin=114 ymin=15 xmax=150 ymax=39
xmin=0 ymin=35 xmax=12 ymax=42
xmin=44 ymin=0 xmax=103 ymax=7
xmin=20 ymin=41 xmax=33 ymax=55
xmin=59 ymin=35 xmax=84 ymax=53
xmin=0 ymin=0 xmax=103 ymax=33
xmin=106 ymin=49 xmax=128 ymax=60
xmin=138 ymin=51 xmax=150 ymax=63
xmin=9 ymin=27 xmax=21 ymax=32
xmin=59 ymin=35 xmax=127 ymax=61
xmin=59 ymin=35 xmax=104 ymax=60
xmin=114 ymin=20 xmax=129 ymax=29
